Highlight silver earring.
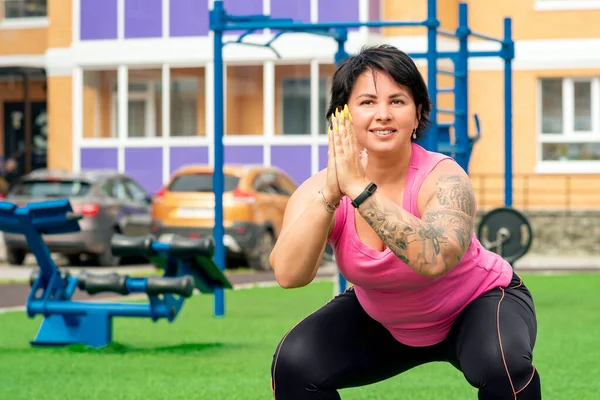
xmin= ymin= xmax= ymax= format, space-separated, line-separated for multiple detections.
xmin=412 ymin=129 xmax=417 ymax=140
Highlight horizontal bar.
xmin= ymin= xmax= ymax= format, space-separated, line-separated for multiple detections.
xmin=27 ymin=301 xmax=171 ymax=318
xmin=438 ymin=69 xmax=455 ymax=76
xmin=228 ymin=14 xmax=290 ymax=22
xmin=437 ymin=29 xmax=458 ymax=39
xmin=219 ymin=19 xmax=427 ymax=31
xmin=438 ymin=108 xmax=465 ymax=115
xmin=437 ymin=88 xmax=455 ymax=93
xmin=152 ymin=242 xmax=171 ymax=252
xmin=408 ymin=51 xmax=508 ymax=60
xmin=438 ymin=144 xmax=470 ymax=154
xmin=470 ymin=32 xmax=504 ymax=44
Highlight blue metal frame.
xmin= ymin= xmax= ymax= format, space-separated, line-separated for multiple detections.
xmin=0 ymin=199 xmax=232 ymax=348
xmin=209 ymin=0 xmax=514 ymax=301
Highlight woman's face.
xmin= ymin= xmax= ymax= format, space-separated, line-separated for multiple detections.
xmin=347 ymin=70 xmax=420 ymax=154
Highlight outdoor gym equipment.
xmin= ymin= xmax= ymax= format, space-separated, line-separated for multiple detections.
xmin=477 ymin=207 xmax=533 ymax=265
xmin=209 ymin=0 xmax=515 ymax=296
xmin=0 ymin=199 xmax=232 ymax=348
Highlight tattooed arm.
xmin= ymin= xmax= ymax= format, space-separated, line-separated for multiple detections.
xmin=346 ymin=160 xmax=476 ymax=278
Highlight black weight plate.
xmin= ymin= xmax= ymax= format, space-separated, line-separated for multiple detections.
xmin=477 ymin=207 xmax=533 ymax=264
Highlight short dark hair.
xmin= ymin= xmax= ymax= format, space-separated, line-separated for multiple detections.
xmin=325 ymin=44 xmax=431 ymax=140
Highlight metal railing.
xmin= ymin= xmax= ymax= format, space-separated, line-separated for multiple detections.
xmin=4 ymin=0 xmax=47 ymax=19
xmin=470 ymin=173 xmax=600 ymax=211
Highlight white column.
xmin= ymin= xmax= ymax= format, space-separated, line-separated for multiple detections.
xmin=205 ymin=62 xmax=215 ymax=167
xmin=162 ymin=64 xmax=171 ymax=184
xmin=117 ymin=0 xmax=125 ymax=41
xmin=358 ymin=0 xmax=370 ymax=38
xmin=263 ymin=61 xmax=275 ymax=166
xmin=310 ymin=0 xmax=318 ymax=23
xmin=310 ymin=60 xmax=320 ymax=176
xmin=562 ymin=78 xmax=573 ymax=137
xmin=117 ymin=65 xmax=128 ymax=172
xmin=72 ymin=0 xmax=80 ymax=44
xmin=162 ymin=0 xmax=170 ymax=38
xmin=592 ymin=78 xmax=600 ymax=134
xmin=72 ymin=67 xmax=83 ymax=172
xmin=263 ymin=0 xmax=271 ymax=36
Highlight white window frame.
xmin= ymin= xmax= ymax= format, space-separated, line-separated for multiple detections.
xmin=111 ymin=80 xmax=157 ymax=138
xmin=0 ymin=0 xmax=48 ymax=29
xmin=535 ymin=0 xmax=600 ymax=11
xmin=536 ymin=77 xmax=600 ymax=174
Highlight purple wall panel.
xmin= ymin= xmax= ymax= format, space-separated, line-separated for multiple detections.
xmin=125 ymin=148 xmax=163 ymax=194
xmin=224 ymin=145 xmax=263 ymax=165
xmin=125 ymin=0 xmax=162 ymax=39
xmin=318 ymin=0 xmax=359 ymax=31
xmin=369 ymin=0 xmax=381 ymax=33
xmin=170 ymin=0 xmax=209 ymax=37
xmin=223 ymin=0 xmax=263 ymax=34
xmin=319 ymin=145 xmax=328 ymax=171
xmin=170 ymin=146 xmax=209 ymax=174
xmin=271 ymin=145 xmax=311 ymax=186
xmin=80 ymin=0 xmax=118 ymax=40
xmin=271 ymin=0 xmax=310 ymax=31
xmin=80 ymin=148 xmax=118 ymax=170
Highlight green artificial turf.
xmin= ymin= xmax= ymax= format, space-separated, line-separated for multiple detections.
xmin=0 ymin=273 xmax=598 ymax=399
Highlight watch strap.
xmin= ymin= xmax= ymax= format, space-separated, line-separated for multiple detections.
xmin=351 ymin=182 xmax=377 ymax=208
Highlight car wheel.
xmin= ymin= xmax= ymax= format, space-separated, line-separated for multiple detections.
xmin=246 ymin=231 xmax=275 ymax=271
xmin=7 ymin=249 xmax=26 ymax=266
xmin=66 ymin=254 xmax=82 ymax=266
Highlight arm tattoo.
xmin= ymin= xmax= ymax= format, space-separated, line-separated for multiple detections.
xmin=358 ymin=175 xmax=476 ymax=277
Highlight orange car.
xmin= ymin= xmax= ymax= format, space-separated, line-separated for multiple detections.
xmin=150 ymin=164 xmax=297 ymax=271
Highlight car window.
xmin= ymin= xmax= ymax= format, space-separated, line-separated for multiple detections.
xmin=123 ymin=179 xmax=149 ymax=202
xmin=168 ymin=173 xmax=240 ymax=192
xmin=253 ymin=173 xmax=284 ymax=195
xmin=8 ymin=179 xmax=91 ymax=198
xmin=276 ymin=174 xmax=297 ymax=196
xmin=107 ymin=179 xmax=129 ymax=201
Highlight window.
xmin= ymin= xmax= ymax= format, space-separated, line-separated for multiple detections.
xmin=3 ymin=0 xmax=47 ymax=19
xmin=123 ymin=178 xmax=149 ymax=203
xmin=168 ymin=173 xmax=240 ymax=193
xmin=279 ymin=78 xmax=329 ymax=136
xmin=112 ymin=79 xmax=159 ymax=138
xmin=8 ymin=179 xmax=91 ymax=197
xmin=539 ymin=78 xmax=600 ymax=166
xmin=170 ymin=78 xmax=199 ymax=136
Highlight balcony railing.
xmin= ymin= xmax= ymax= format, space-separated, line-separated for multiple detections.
xmin=3 ymin=0 xmax=47 ymax=19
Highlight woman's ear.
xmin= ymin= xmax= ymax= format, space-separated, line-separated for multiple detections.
xmin=415 ymin=104 xmax=422 ymax=129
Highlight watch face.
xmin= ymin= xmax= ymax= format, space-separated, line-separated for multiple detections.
xmin=367 ymin=183 xmax=377 ymax=193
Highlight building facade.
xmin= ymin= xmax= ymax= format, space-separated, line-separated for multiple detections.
xmin=2 ymin=0 xmax=599 ymax=210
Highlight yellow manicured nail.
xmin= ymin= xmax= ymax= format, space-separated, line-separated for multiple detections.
xmin=344 ymin=104 xmax=352 ymax=121
xmin=327 ymin=126 xmax=331 ymax=136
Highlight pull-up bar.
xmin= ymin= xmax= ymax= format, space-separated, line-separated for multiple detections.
xmin=209 ymin=0 xmax=514 ymax=313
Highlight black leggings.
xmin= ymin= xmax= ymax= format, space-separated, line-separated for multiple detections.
xmin=271 ymin=273 xmax=540 ymax=399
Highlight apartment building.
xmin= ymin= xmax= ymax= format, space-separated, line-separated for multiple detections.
xmin=1 ymin=0 xmax=599 ymax=210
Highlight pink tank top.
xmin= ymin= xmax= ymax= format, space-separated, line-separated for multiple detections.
xmin=329 ymin=143 xmax=513 ymax=347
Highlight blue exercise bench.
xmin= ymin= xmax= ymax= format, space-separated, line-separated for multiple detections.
xmin=0 ymin=199 xmax=232 ymax=348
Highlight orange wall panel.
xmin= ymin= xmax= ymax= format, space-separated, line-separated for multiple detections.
xmin=48 ymin=0 xmax=72 ymax=48
xmin=0 ymin=28 xmax=47 ymax=55
xmin=47 ymin=76 xmax=72 ymax=171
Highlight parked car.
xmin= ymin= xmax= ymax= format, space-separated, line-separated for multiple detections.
xmin=151 ymin=164 xmax=297 ymax=271
xmin=2 ymin=169 xmax=152 ymax=266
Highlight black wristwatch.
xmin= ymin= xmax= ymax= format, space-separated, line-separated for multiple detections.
xmin=351 ymin=182 xmax=377 ymax=208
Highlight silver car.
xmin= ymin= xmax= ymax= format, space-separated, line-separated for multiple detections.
xmin=3 ymin=169 xmax=152 ymax=266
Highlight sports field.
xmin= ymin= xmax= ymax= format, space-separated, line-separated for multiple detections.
xmin=0 ymin=273 xmax=598 ymax=399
